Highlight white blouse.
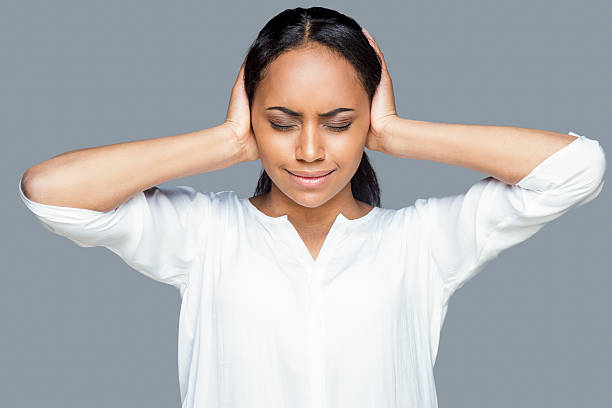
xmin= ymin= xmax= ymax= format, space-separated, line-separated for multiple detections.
xmin=19 ymin=131 xmax=606 ymax=408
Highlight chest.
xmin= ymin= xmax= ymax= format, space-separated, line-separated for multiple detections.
xmin=213 ymin=221 xmax=429 ymax=328
xmin=182 ymin=211 xmax=443 ymax=372
xmin=207 ymin=229 xmax=437 ymax=373
xmin=293 ymin=226 xmax=328 ymax=262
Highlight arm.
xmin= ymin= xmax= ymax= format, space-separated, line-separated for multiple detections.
xmin=19 ymin=123 xmax=248 ymax=292
xmin=20 ymin=58 xmax=257 ymax=292
xmin=380 ymin=118 xmax=580 ymax=185
xmin=380 ymin=119 xmax=606 ymax=300
xmin=21 ymin=123 xmax=247 ymax=212
xmin=360 ymin=30 xmax=605 ymax=302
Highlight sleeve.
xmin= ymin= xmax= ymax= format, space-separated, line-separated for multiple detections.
xmin=19 ymin=179 xmax=213 ymax=292
xmin=415 ymin=131 xmax=606 ymax=301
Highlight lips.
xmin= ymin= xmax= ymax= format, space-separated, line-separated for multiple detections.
xmin=287 ymin=169 xmax=335 ymax=178
xmin=287 ymin=169 xmax=333 ymax=188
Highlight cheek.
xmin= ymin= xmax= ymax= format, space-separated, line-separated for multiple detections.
xmin=333 ymin=131 xmax=367 ymax=174
xmin=252 ymin=120 xmax=276 ymax=155
xmin=329 ymin=129 xmax=367 ymax=158
xmin=257 ymin=133 xmax=293 ymax=159
xmin=252 ymin=131 xmax=294 ymax=171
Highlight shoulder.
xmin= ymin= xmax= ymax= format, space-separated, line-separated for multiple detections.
xmin=148 ymin=186 xmax=241 ymax=223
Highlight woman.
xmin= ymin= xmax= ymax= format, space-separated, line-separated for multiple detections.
xmin=19 ymin=6 xmax=605 ymax=408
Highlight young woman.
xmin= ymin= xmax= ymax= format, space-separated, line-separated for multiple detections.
xmin=19 ymin=6 xmax=605 ymax=408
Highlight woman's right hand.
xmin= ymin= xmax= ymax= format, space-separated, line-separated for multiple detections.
xmin=224 ymin=57 xmax=260 ymax=162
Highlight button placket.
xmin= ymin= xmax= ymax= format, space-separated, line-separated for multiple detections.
xmin=308 ymin=265 xmax=327 ymax=408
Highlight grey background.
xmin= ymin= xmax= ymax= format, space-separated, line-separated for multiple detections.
xmin=3 ymin=0 xmax=610 ymax=407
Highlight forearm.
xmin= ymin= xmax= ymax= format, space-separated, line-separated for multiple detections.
xmin=381 ymin=118 xmax=578 ymax=185
xmin=21 ymin=124 xmax=246 ymax=212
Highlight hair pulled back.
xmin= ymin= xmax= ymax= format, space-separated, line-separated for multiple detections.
xmin=244 ymin=6 xmax=382 ymax=207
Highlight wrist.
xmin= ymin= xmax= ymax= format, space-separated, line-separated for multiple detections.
xmin=375 ymin=115 xmax=402 ymax=155
xmin=378 ymin=117 xmax=427 ymax=158
xmin=220 ymin=122 xmax=253 ymax=163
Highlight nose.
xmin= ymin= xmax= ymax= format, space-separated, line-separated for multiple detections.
xmin=295 ymin=122 xmax=325 ymax=162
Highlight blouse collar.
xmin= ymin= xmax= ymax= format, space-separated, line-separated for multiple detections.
xmin=242 ymin=196 xmax=381 ymax=269
xmin=242 ymin=196 xmax=379 ymax=227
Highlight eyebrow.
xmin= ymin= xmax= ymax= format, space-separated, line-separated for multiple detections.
xmin=265 ymin=106 xmax=355 ymax=118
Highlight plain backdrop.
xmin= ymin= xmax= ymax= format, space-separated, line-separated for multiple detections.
xmin=3 ymin=0 xmax=610 ymax=407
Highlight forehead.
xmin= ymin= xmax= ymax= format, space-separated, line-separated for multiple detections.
xmin=255 ymin=45 xmax=367 ymax=110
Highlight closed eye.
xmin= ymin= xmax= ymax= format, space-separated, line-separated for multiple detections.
xmin=269 ymin=121 xmax=352 ymax=132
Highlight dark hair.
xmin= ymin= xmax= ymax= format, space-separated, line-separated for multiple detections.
xmin=243 ymin=6 xmax=382 ymax=207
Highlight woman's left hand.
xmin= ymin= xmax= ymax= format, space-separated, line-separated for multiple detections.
xmin=362 ymin=28 xmax=399 ymax=153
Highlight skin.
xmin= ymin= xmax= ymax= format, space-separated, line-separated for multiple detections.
xmin=225 ymin=27 xmax=582 ymax=262
xmin=250 ymin=45 xmax=373 ymax=257
xmin=223 ymin=28 xmax=398 ymax=259
xmin=249 ymin=44 xmax=372 ymax=226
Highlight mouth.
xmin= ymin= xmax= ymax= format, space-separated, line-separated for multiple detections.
xmin=286 ymin=169 xmax=335 ymax=187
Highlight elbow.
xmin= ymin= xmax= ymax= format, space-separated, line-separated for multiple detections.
xmin=594 ymin=141 xmax=606 ymax=184
xmin=557 ymin=137 xmax=606 ymax=207
xmin=585 ymin=140 xmax=606 ymax=189
xmin=20 ymin=171 xmax=54 ymax=205
xmin=571 ymin=139 xmax=606 ymax=206
xmin=571 ymin=136 xmax=606 ymax=191
xmin=20 ymin=168 xmax=42 ymax=202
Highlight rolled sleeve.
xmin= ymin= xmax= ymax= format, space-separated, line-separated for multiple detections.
xmin=415 ymin=131 xmax=606 ymax=301
xmin=19 ymin=179 xmax=214 ymax=293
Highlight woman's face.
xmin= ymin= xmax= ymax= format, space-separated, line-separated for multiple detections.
xmin=251 ymin=44 xmax=371 ymax=212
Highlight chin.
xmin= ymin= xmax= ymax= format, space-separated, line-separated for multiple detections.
xmin=291 ymin=185 xmax=349 ymax=208
xmin=275 ymin=186 xmax=328 ymax=208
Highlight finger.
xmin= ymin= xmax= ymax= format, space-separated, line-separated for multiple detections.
xmin=368 ymin=34 xmax=386 ymax=71
xmin=362 ymin=29 xmax=388 ymax=73
xmin=235 ymin=56 xmax=247 ymax=89
xmin=362 ymin=28 xmax=379 ymax=53
xmin=239 ymin=57 xmax=246 ymax=79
